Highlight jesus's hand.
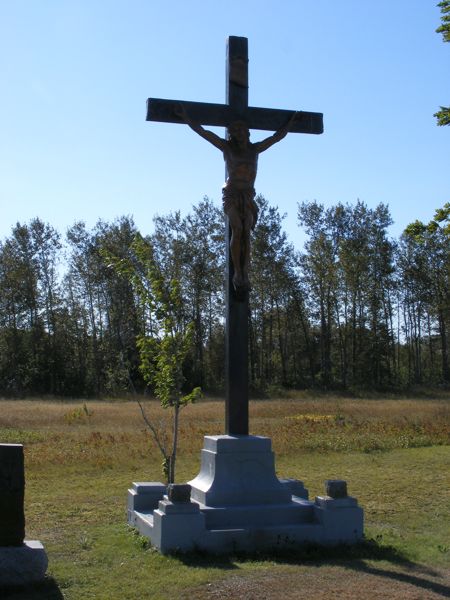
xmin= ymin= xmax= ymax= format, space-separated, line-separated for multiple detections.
xmin=174 ymin=103 xmax=188 ymax=121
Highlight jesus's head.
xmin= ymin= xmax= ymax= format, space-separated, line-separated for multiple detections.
xmin=228 ymin=121 xmax=250 ymax=146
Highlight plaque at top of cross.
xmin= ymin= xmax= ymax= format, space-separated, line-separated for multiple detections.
xmin=147 ymin=36 xmax=323 ymax=436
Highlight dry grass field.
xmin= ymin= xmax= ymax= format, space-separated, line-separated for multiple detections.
xmin=0 ymin=394 xmax=449 ymax=599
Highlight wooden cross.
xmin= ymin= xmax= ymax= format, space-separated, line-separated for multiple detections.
xmin=147 ymin=36 xmax=323 ymax=436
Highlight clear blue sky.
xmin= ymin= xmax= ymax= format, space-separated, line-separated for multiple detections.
xmin=0 ymin=1 xmax=448 ymax=247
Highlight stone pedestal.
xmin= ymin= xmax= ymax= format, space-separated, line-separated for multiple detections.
xmin=0 ymin=541 xmax=48 ymax=586
xmin=189 ymin=435 xmax=291 ymax=506
xmin=127 ymin=435 xmax=364 ymax=554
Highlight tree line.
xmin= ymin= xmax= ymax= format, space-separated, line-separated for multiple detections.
xmin=0 ymin=197 xmax=448 ymax=398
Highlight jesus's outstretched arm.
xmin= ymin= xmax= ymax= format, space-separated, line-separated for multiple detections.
xmin=174 ymin=104 xmax=227 ymax=151
xmin=254 ymin=111 xmax=298 ymax=153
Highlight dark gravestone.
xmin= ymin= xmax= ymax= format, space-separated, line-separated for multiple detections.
xmin=0 ymin=444 xmax=48 ymax=586
xmin=0 ymin=444 xmax=25 ymax=546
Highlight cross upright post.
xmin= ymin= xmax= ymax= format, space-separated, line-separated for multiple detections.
xmin=225 ymin=36 xmax=249 ymax=435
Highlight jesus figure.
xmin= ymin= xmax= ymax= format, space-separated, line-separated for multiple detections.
xmin=175 ymin=105 xmax=297 ymax=294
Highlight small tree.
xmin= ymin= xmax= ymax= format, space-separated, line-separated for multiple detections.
xmin=107 ymin=233 xmax=201 ymax=483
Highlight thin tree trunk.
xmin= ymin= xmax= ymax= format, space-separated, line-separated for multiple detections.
xmin=170 ymin=402 xmax=180 ymax=484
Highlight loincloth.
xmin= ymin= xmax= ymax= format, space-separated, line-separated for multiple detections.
xmin=222 ymin=185 xmax=258 ymax=228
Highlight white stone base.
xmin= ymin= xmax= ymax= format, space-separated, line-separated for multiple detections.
xmin=127 ymin=435 xmax=364 ymax=554
xmin=0 ymin=541 xmax=48 ymax=586
xmin=189 ymin=435 xmax=292 ymax=506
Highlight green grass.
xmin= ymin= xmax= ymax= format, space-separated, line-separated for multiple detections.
xmin=0 ymin=396 xmax=449 ymax=599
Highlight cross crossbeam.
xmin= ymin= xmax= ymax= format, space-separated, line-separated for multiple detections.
xmin=147 ymin=98 xmax=323 ymax=135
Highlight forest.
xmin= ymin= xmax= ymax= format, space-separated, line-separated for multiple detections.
xmin=0 ymin=197 xmax=448 ymax=398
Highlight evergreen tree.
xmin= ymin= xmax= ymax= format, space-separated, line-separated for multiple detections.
xmin=435 ymin=1 xmax=450 ymax=125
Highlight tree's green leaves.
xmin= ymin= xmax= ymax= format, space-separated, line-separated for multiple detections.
xmin=404 ymin=220 xmax=427 ymax=241
xmin=435 ymin=2 xmax=450 ymax=123
xmin=437 ymin=0 xmax=450 ymax=42
xmin=181 ymin=386 xmax=202 ymax=406
xmin=434 ymin=106 xmax=450 ymax=126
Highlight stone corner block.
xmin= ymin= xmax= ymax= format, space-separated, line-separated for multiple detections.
xmin=128 ymin=481 xmax=167 ymax=516
xmin=167 ymin=483 xmax=191 ymax=503
xmin=325 ymin=479 xmax=348 ymax=499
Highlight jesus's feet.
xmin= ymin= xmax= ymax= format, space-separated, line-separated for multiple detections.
xmin=233 ymin=272 xmax=249 ymax=298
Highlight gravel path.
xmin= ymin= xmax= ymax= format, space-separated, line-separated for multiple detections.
xmin=186 ymin=562 xmax=450 ymax=599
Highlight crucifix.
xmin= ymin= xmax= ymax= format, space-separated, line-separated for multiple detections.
xmin=147 ymin=36 xmax=323 ymax=436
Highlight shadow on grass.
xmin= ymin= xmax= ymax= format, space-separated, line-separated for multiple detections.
xmin=174 ymin=538 xmax=450 ymax=598
xmin=347 ymin=560 xmax=450 ymax=598
xmin=0 ymin=576 xmax=64 ymax=600
xmin=173 ymin=537 xmax=412 ymax=568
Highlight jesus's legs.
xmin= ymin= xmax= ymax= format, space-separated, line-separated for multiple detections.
xmin=227 ymin=208 xmax=246 ymax=291
xmin=241 ymin=208 xmax=255 ymax=290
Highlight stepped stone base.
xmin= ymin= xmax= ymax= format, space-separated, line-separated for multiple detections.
xmin=127 ymin=435 xmax=364 ymax=554
xmin=0 ymin=541 xmax=48 ymax=586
